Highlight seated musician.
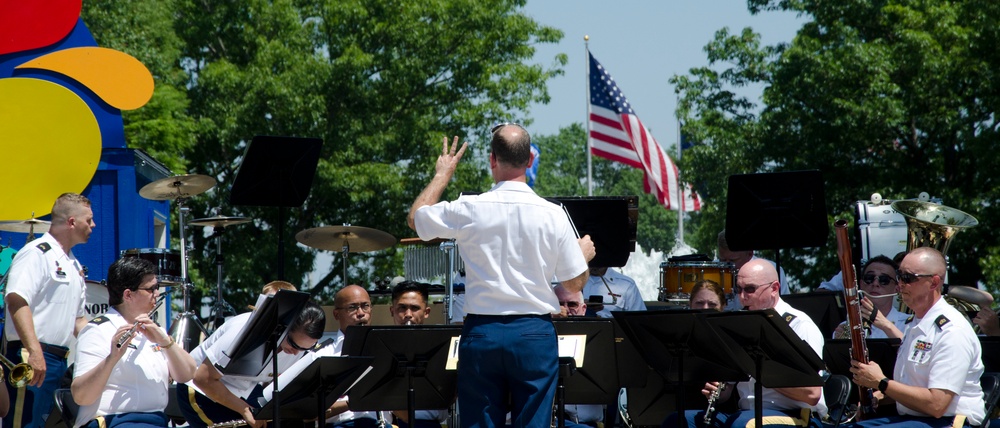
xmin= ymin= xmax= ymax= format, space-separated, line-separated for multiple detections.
xmin=71 ymin=257 xmax=197 ymax=428
xmin=388 ymin=281 xmax=449 ymax=428
xmin=832 ymin=255 xmax=908 ymax=339
xmin=663 ymin=259 xmax=827 ymax=427
xmin=552 ymin=284 xmax=606 ymax=428
xmin=846 ymin=248 xmax=985 ymax=427
xmin=688 ymin=280 xmax=726 ymax=311
xmin=177 ymin=294 xmax=325 ymax=428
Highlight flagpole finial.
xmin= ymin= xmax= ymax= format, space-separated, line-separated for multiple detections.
xmin=584 ymin=35 xmax=589 ymax=41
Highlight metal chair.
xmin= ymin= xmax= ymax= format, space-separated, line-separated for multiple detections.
xmin=823 ymin=374 xmax=852 ymax=427
xmin=48 ymin=388 xmax=79 ymax=428
xmin=978 ymin=372 xmax=1000 ymax=428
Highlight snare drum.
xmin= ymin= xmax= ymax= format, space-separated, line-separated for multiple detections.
xmin=121 ymin=248 xmax=182 ymax=284
xmin=659 ymin=261 xmax=735 ymax=300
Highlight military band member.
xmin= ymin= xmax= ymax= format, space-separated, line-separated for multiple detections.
xmin=847 ymin=248 xmax=985 ymax=427
xmin=388 ymin=281 xmax=448 ymax=428
xmin=71 ymin=257 xmax=196 ymax=427
xmin=4 ymin=193 xmax=94 ymax=428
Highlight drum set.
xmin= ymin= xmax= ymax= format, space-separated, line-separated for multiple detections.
xmin=657 ymin=259 xmax=736 ymax=304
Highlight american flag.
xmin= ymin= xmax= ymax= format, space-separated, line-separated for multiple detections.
xmin=588 ymin=52 xmax=701 ymax=212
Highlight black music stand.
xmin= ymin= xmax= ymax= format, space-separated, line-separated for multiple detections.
xmin=256 ymin=356 xmax=374 ymax=423
xmin=552 ymin=318 xmax=620 ymax=428
xmin=702 ymin=310 xmax=826 ymax=428
xmin=346 ymin=325 xmax=462 ymax=427
xmin=725 ymin=170 xmax=828 ymax=282
xmin=980 ymin=337 xmax=1000 ymax=373
xmin=551 ymin=196 xmax=637 ymax=268
xmin=216 ymin=290 xmax=310 ymax=428
xmin=824 ymin=338 xmax=902 ymax=406
xmin=230 ymin=135 xmax=322 ymax=279
xmin=783 ymin=291 xmax=847 ymax=339
xmin=611 ymin=310 xmax=748 ymax=414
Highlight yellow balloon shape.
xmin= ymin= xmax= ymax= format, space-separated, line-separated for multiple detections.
xmin=0 ymin=78 xmax=102 ymax=220
xmin=16 ymin=47 xmax=155 ymax=111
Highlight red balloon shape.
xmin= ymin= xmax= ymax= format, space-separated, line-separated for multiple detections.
xmin=0 ymin=0 xmax=82 ymax=56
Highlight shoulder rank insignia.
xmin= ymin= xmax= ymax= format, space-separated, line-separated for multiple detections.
xmin=782 ymin=312 xmax=796 ymax=323
xmin=315 ymin=338 xmax=334 ymax=351
xmin=36 ymin=242 xmax=51 ymax=253
xmin=89 ymin=316 xmax=110 ymax=325
xmin=906 ymin=315 xmax=915 ymax=324
xmin=935 ymin=315 xmax=950 ymax=329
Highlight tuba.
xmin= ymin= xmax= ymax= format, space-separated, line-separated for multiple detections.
xmin=890 ymin=200 xmax=979 ymax=312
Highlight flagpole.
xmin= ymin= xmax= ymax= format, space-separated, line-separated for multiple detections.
xmin=585 ymin=35 xmax=593 ymax=196
xmin=676 ymin=96 xmax=684 ymax=244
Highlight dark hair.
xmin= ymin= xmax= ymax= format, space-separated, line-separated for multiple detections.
xmin=107 ymin=257 xmax=157 ymax=306
xmin=490 ymin=124 xmax=531 ymax=167
xmin=689 ymin=280 xmax=726 ymax=310
xmin=291 ymin=301 xmax=326 ymax=340
xmin=391 ymin=281 xmax=429 ymax=306
xmin=863 ymin=255 xmax=899 ymax=274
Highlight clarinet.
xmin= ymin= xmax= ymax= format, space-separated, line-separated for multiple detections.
xmin=703 ymin=382 xmax=727 ymax=426
xmin=835 ymin=220 xmax=878 ymax=419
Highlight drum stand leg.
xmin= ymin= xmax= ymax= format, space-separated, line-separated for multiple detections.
xmin=207 ymin=226 xmax=236 ymax=332
xmin=168 ymin=197 xmax=207 ymax=352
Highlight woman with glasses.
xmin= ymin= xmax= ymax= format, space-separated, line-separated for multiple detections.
xmin=177 ymin=292 xmax=325 ymax=428
xmin=71 ymin=257 xmax=197 ymax=427
xmin=832 ymin=255 xmax=907 ymax=339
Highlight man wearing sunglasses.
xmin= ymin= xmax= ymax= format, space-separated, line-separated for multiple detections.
xmin=408 ymin=125 xmax=594 ymax=428
xmin=666 ymin=258 xmax=827 ymax=427
xmin=717 ymin=230 xmax=789 ymax=310
xmin=178 ymin=294 xmax=325 ymax=428
xmin=847 ymin=247 xmax=985 ymax=427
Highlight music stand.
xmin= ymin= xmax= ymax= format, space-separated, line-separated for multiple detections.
xmin=611 ymin=310 xmax=748 ymax=413
xmin=824 ymin=338 xmax=902 ymax=405
xmin=346 ymin=325 xmax=462 ymax=427
xmin=702 ymin=310 xmax=826 ymax=428
xmin=230 ymin=135 xmax=322 ymax=279
xmin=980 ymin=337 xmax=1000 ymax=373
xmin=216 ymin=290 xmax=310 ymax=428
xmin=257 ymin=356 xmax=374 ymax=423
xmin=782 ymin=291 xmax=846 ymax=339
xmin=725 ymin=170 xmax=828 ymax=278
xmin=551 ymin=196 xmax=636 ymax=268
xmin=551 ymin=318 xmax=620 ymax=428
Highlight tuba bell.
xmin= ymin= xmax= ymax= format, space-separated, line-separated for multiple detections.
xmin=890 ymin=200 xmax=979 ymax=313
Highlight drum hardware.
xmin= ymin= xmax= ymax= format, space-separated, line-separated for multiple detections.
xmin=139 ymin=174 xmax=217 ymax=352
xmin=120 ymin=248 xmax=183 ymax=284
xmin=0 ymin=213 xmax=51 ymax=242
xmin=400 ymin=238 xmax=464 ymax=324
xmin=116 ymin=294 xmax=167 ymax=348
xmin=190 ymin=215 xmax=251 ymax=331
xmin=295 ymin=224 xmax=396 ymax=285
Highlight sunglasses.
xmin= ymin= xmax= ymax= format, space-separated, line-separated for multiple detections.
xmin=490 ymin=121 xmax=522 ymax=133
xmin=135 ymin=284 xmax=160 ymax=293
xmin=559 ymin=301 xmax=581 ymax=309
xmin=862 ymin=274 xmax=896 ymax=287
xmin=734 ymin=281 xmax=773 ymax=295
xmin=287 ymin=335 xmax=313 ymax=352
xmin=896 ymin=271 xmax=936 ymax=284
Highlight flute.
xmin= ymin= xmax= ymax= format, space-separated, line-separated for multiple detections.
xmin=116 ymin=295 xmax=166 ymax=348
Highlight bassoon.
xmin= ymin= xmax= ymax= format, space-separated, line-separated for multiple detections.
xmin=835 ymin=219 xmax=878 ymax=418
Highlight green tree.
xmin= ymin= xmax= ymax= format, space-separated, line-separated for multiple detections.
xmin=532 ymin=123 xmax=680 ymax=255
xmin=674 ymin=0 xmax=1000 ymax=293
xmin=169 ymin=0 xmax=566 ymax=309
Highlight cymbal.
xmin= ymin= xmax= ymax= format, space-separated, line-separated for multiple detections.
xmin=0 ymin=218 xmax=51 ymax=233
xmin=189 ymin=216 xmax=251 ymax=228
xmin=139 ymin=174 xmax=217 ymax=200
xmin=295 ymin=225 xmax=396 ymax=252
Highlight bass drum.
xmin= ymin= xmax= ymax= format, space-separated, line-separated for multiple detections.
xmin=854 ymin=200 xmax=908 ymax=264
xmin=85 ymin=279 xmax=110 ymax=320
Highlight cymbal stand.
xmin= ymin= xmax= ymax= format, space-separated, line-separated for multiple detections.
xmin=208 ymin=226 xmax=237 ymax=331
xmin=340 ymin=240 xmax=350 ymax=286
xmin=26 ymin=211 xmax=37 ymax=243
xmin=169 ymin=197 xmax=207 ymax=352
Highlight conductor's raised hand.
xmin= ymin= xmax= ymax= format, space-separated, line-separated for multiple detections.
xmin=435 ymin=136 xmax=468 ymax=177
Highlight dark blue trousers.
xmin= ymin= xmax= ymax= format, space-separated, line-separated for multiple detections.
xmin=3 ymin=343 xmax=69 ymax=428
xmin=176 ymin=382 xmax=262 ymax=428
xmin=82 ymin=411 xmax=168 ymax=428
xmin=458 ymin=314 xmax=557 ymax=428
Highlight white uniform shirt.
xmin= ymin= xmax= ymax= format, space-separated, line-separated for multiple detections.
xmin=736 ymin=299 xmax=828 ymax=417
xmin=414 ymin=181 xmax=589 ymax=315
xmin=831 ymin=306 xmax=910 ymax=340
xmin=4 ymin=233 xmax=87 ymax=347
xmin=186 ymin=313 xmax=307 ymax=400
xmin=895 ymin=297 xmax=985 ymax=424
xmin=73 ymin=308 xmax=170 ymax=427
xmin=189 ymin=312 xmax=251 ymax=365
xmin=583 ymin=269 xmax=646 ymax=317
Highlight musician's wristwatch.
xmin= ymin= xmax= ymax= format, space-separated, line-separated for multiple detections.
xmin=878 ymin=378 xmax=890 ymax=394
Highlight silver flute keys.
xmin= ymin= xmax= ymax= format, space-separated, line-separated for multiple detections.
xmin=116 ymin=295 xmax=166 ymax=348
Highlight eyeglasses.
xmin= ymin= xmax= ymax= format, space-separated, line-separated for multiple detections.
xmin=896 ymin=271 xmax=936 ymax=284
xmin=337 ymin=303 xmax=372 ymax=313
xmin=490 ymin=121 xmax=522 ymax=133
xmin=734 ymin=281 xmax=774 ymax=295
xmin=135 ymin=284 xmax=160 ymax=293
xmin=286 ymin=335 xmax=313 ymax=352
xmin=862 ymin=274 xmax=896 ymax=287
xmin=559 ymin=301 xmax=581 ymax=309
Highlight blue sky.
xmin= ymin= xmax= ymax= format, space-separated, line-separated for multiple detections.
xmin=520 ymin=1 xmax=805 ymax=148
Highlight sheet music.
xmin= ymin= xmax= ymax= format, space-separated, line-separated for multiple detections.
xmin=445 ymin=336 xmax=461 ymax=370
xmin=558 ymin=334 xmax=587 ymax=367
